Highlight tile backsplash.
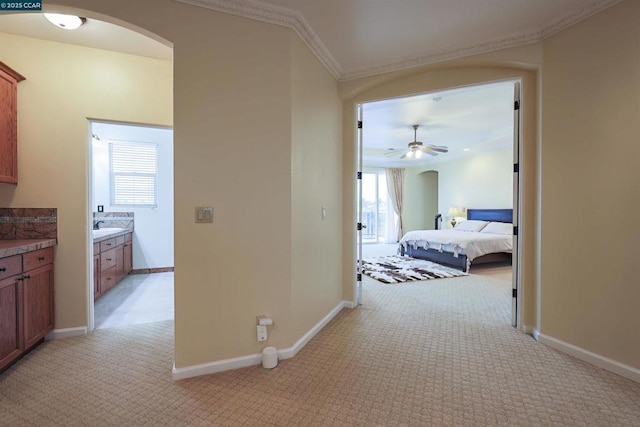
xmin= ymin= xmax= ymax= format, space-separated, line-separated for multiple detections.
xmin=0 ymin=208 xmax=57 ymax=240
xmin=93 ymin=212 xmax=134 ymax=230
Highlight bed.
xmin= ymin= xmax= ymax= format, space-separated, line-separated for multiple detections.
xmin=398 ymin=209 xmax=513 ymax=272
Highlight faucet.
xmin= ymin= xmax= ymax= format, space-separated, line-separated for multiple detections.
xmin=93 ymin=220 xmax=105 ymax=230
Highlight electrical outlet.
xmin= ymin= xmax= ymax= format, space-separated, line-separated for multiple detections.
xmin=257 ymin=325 xmax=267 ymax=342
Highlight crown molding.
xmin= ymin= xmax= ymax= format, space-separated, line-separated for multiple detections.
xmin=174 ymin=0 xmax=342 ymax=79
xmin=175 ymin=0 xmax=622 ymax=81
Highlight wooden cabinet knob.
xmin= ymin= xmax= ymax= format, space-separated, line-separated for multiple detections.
xmin=38 ymin=256 xmax=45 ymax=261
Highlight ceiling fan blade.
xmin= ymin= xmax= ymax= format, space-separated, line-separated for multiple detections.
xmin=426 ymin=145 xmax=448 ymax=153
xmin=425 ymin=151 xmax=439 ymax=156
xmin=400 ymin=152 xmax=409 ymax=159
xmin=383 ymin=149 xmax=404 ymax=157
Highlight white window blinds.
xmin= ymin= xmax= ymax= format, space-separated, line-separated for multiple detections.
xmin=110 ymin=142 xmax=158 ymax=207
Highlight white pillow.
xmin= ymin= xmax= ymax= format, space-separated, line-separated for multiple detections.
xmin=480 ymin=222 xmax=513 ymax=235
xmin=452 ymin=220 xmax=488 ymax=232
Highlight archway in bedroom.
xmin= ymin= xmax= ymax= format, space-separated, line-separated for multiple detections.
xmin=357 ymin=80 xmax=518 ymax=325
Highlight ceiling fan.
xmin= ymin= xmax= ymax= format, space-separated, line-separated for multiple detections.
xmin=385 ymin=125 xmax=448 ymax=159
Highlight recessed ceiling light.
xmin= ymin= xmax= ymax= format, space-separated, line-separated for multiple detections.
xmin=44 ymin=13 xmax=86 ymax=30
xmin=463 ymin=148 xmax=471 ymax=152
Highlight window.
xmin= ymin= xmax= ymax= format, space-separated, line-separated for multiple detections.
xmin=110 ymin=142 xmax=158 ymax=207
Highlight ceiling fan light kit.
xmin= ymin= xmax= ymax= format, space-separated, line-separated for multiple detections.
xmin=401 ymin=124 xmax=448 ymax=160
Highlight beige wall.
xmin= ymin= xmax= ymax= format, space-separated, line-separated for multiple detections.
xmin=0 ymin=33 xmax=172 ymax=329
xmin=541 ymin=0 xmax=640 ymax=368
xmin=341 ymin=60 xmax=539 ymax=330
xmin=291 ymin=36 xmax=343 ymax=338
xmin=2 ymin=0 xmax=345 ymax=369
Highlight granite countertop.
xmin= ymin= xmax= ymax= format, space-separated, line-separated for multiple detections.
xmin=0 ymin=239 xmax=57 ymax=258
xmin=92 ymin=228 xmax=133 ymax=243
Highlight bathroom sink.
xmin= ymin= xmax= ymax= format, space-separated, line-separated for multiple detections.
xmin=92 ymin=228 xmax=125 ymax=238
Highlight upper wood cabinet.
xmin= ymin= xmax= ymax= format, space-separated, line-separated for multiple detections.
xmin=0 ymin=61 xmax=26 ymax=185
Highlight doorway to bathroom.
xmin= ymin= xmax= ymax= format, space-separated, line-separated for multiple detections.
xmin=89 ymin=120 xmax=174 ymax=330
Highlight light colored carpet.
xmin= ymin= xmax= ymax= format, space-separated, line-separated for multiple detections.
xmin=1 ymin=271 xmax=639 ymax=426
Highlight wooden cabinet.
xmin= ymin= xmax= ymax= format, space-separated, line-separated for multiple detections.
xmin=22 ymin=263 xmax=54 ymax=349
xmin=94 ymin=232 xmax=132 ymax=301
xmin=0 ymin=246 xmax=55 ymax=372
xmin=123 ymin=234 xmax=133 ymax=276
xmin=0 ymin=275 xmax=22 ymax=371
xmin=93 ymin=254 xmax=101 ymax=300
xmin=0 ymin=61 xmax=25 ymax=184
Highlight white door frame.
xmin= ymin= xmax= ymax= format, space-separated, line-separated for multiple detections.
xmin=355 ymin=104 xmax=364 ymax=306
xmin=353 ymin=79 xmax=523 ymax=329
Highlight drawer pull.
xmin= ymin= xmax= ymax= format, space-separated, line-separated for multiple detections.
xmin=106 ymin=258 xmax=112 ymax=261
xmin=38 ymin=256 xmax=46 ymax=261
xmin=107 ymin=277 xmax=112 ymax=281
xmin=106 ymin=243 xmax=112 ymax=246
xmin=0 ymin=267 xmax=6 ymax=272
xmin=22 ymin=275 xmax=30 ymax=280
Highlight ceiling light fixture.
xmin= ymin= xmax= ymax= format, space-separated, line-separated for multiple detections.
xmin=44 ymin=13 xmax=86 ymax=30
xmin=402 ymin=125 xmax=448 ymax=159
xmin=463 ymin=148 xmax=470 ymax=152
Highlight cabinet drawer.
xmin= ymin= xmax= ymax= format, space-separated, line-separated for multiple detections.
xmin=93 ymin=242 xmax=100 ymax=254
xmin=124 ymin=233 xmax=132 ymax=243
xmin=100 ymin=248 xmax=117 ymax=272
xmin=100 ymin=238 xmax=117 ymax=252
xmin=100 ymin=267 xmax=117 ymax=292
xmin=115 ymin=235 xmax=125 ymax=246
xmin=23 ymin=247 xmax=54 ymax=272
xmin=0 ymin=255 xmax=22 ymax=281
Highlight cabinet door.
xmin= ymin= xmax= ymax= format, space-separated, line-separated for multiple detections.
xmin=0 ymin=63 xmax=24 ymax=184
xmin=123 ymin=241 xmax=132 ymax=275
xmin=94 ymin=254 xmax=101 ymax=301
xmin=22 ymin=264 xmax=54 ymax=349
xmin=115 ymin=245 xmax=124 ymax=283
xmin=0 ymin=275 xmax=22 ymax=371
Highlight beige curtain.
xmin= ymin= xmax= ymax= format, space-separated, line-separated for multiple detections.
xmin=385 ymin=168 xmax=404 ymax=241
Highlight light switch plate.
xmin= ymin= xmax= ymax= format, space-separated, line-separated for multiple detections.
xmin=195 ymin=207 xmax=213 ymax=223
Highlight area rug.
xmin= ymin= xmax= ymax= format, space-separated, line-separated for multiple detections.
xmin=362 ymin=255 xmax=467 ymax=284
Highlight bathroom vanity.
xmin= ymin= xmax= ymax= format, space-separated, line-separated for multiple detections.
xmin=93 ymin=228 xmax=133 ymax=301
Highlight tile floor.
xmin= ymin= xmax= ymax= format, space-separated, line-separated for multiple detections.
xmin=94 ymin=272 xmax=174 ymax=329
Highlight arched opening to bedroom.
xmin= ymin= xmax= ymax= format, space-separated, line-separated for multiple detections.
xmin=354 ymin=77 xmax=522 ymax=329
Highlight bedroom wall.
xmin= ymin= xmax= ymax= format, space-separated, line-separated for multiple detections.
xmin=541 ymin=0 xmax=640 ymax=368
xmin=0 ymin=32 xmax=172 ymax=329
xmin=430 ymin=147 xmax=513 ymax=228
xmin=290 ymin=35 xmax=343 ymax=339
xmin=403 ymin=169 xmax=438 ymax=231
xmin=403 ymin=147 xmax=513 ymax=233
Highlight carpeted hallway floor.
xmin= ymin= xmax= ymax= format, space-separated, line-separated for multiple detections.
xmin=1 ymin=271 xmax=639 ymax=426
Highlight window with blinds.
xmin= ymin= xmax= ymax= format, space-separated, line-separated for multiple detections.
xmin=110 ymin=142 xmax=158 ymax=207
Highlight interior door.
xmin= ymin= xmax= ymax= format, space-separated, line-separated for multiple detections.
xmin=512 ymin=81 xmax=521 ymax=327
xmin=356 ymin=104 xmax=364 ymax=306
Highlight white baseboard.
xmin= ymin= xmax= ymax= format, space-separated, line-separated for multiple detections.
xmin=279 ymin=300 xmax=350 ymax=360
xmin=538 ymin=333 xmax=640 ymax=383
xmin=172 ymin=300 xmax=352 ymax=380
xmin=46 ymin=327 xmax=87 ymax=340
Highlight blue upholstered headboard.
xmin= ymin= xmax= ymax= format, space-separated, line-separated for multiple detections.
xmin=466 ymin=209 xmax=513 ymax=223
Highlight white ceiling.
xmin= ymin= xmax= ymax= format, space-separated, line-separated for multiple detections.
xmin=0 ymin=13 xmax=172 ymax=61
xmin=178 ymin=0 xmax=621 ymax=80
xmin=0 ymin=1 xmax=619 ymax=168
xmin=362 ymin=81 xmax=515 ymax=168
